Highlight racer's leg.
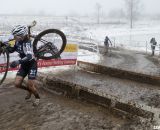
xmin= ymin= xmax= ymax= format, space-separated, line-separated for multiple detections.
xmin=28 ymin=79 xmax=40 ymax=99
xmin=15 ymin=64 xmax=33 ymax=99
xmin=15 ymin=75 xmax=33 ymax=99
xmin=15 ymin=76 xmax=29 ymax=91
xmin=27 ymin=60 xmax=40 ymax=106
xmin=28 ymin=79 xmax=40 ymax=106
xmin=104 ymin=44 xmax=109 ymax=55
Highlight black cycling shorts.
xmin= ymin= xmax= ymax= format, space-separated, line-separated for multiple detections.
xmin=17 ymin=60 xmax=37 ymax=80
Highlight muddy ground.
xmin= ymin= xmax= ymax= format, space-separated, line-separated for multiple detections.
xmin=0 ymin=79 xmax=156 ymax=130
xmin=80 ymin=48 xmax=160 ymax=76
xmin=0 ymin=48 xmax=159 ymax=130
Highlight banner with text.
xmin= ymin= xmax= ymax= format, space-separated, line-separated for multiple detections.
xmin=0 ymin=43 xmax=78 ymax=73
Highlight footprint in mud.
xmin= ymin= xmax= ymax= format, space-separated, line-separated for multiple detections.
xmin=140 ymin=93 xmax=160 ymax=108
xmin=92 ymin=84 xmax=101 ymax=87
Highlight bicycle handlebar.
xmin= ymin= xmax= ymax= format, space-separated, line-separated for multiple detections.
xmin=28 ymin=20 xmax=37 ymax=28
xmin=28 ymin=20 xmax=37 ymax=35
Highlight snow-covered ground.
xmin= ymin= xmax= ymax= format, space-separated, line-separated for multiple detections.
xmin=82 ymin=22 xmax=160 ymax=52
xmin=0 ymin=15 xmax=160 ymax=54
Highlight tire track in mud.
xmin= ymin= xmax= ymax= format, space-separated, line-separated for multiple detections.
xmin=115 ymin=53 xmax=137 ymax=70
xmin=98 ymin=49 xmax=160 ymax=76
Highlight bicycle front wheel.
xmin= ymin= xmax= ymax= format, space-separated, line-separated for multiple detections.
xmin=0 ymin=50 xmax=9 ymax=85
xmin=33 ymin=29 xmax=67 ymax=60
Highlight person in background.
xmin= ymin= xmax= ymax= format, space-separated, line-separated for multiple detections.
xmin=104 ymin=36 xmax=112 ymax=55
xmin=150 ymin=37 xmax=157 ymax=56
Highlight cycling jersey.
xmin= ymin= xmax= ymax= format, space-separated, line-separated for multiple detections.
xmin=8 ymin=37 xmax=35 ymax=63
xmin=8 ymin=37 xmax=37 ymax=79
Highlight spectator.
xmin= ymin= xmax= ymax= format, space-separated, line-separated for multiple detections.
xmin=104 ymin=36 xmax=112 ymax=55
xmin=150 ymin=37 xmax=157 ymax=56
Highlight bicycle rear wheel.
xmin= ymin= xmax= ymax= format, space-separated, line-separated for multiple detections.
xmin=0 ymin=50 xmax=9 ymax=85
xmin=33 ymin=29 xmax=67 ymax=60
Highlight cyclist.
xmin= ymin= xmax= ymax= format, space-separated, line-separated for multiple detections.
xmin=150 ymin=37 xmax=157 ymax=56
xmin=8 ymin=25 xmax=40 ymax=106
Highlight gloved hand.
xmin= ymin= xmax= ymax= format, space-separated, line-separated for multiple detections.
xmin=10 ymin=60 xmax=20 ymax=68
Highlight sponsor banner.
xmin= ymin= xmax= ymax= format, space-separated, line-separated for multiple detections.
xmin=61 ymin=43 xmax=78 ymax=59
xmin=0 ymin=59 xmax=77 ymax=73
xmin=64 ymin=43 xmax=78 ymax=52
xmin=0 ymin=43 xmax=78 ymax=73
xmin=0 ymin=63 xmax=9 ymax=73
xmin=37 ymin=59 xmax=77 ymax=67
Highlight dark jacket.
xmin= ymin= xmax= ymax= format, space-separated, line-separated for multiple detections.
xmin=150 ymin=38 xmax=157 ymax=50
xmin=104 ymin=36 xmax=112 ymax=46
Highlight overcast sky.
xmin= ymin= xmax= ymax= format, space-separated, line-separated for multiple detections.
xmin=1 ymin=0 xmax=160 ymax=15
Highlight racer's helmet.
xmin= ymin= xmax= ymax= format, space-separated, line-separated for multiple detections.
xmin=11 ymin=25 xmax=28 ymax=37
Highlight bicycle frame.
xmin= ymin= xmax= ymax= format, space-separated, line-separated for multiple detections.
xmin=28 ymin=21 xmax=51 ymax=45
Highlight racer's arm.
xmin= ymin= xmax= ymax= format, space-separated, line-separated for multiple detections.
xmin=10 ymin=53 xmax=32 ymax=68
xmin=19 ymin=54 xmax=32 ymax=63
xmin=7 ymin=45 xmax=16 ymax=53
xmin=108 ymin=38 xmax=112 ymax=46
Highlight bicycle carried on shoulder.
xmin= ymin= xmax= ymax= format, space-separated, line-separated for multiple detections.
xmin=0 ymin=21 xmax=67 ymax=85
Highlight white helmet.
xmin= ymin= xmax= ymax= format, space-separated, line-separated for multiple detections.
xmin=12 ymin=25 xmax=28 ymax=36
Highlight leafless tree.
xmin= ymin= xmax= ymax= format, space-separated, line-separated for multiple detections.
xmin=124 ymin=0 xmax=142 ymax=28
xmin=95 ymin=3 xmax=102 ymax=24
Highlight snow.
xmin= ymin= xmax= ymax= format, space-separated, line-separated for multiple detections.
xmin=78 ymin=49 xmax=100 ymax=63
xmin=0 ymin=15 xmax=160 ymax=64
xmin=0 ymin=15 xmax=160 ymax=51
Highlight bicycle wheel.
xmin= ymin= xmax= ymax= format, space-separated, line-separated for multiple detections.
xmin=0 ymin=50 xmax=9 ymax=85
xmin=33 ymin=29 xmax=67 ymax=60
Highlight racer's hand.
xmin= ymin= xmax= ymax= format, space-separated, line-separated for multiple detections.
xmin=10 ymin=60 xmax=20 ymax=68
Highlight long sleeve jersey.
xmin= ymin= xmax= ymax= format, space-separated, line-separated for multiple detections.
xmin=8 ymin=38 xmax=35 ymax=64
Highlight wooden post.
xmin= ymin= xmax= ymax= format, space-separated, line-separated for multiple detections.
xmin=146 ymin=41 xmax=148 ymax=54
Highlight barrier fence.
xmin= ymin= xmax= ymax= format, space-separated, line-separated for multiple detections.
xmin=1 ymin=33 xmax=160 ymax=74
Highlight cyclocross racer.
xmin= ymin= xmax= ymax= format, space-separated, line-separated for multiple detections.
xmin=9 ymin=25 xmax=40 ymax=106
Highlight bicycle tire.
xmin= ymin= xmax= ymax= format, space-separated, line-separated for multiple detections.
xmin=33 ymin=29 xmax=67 ymax=60
xmin=0 ymin=50 xmax=9 ymax=85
